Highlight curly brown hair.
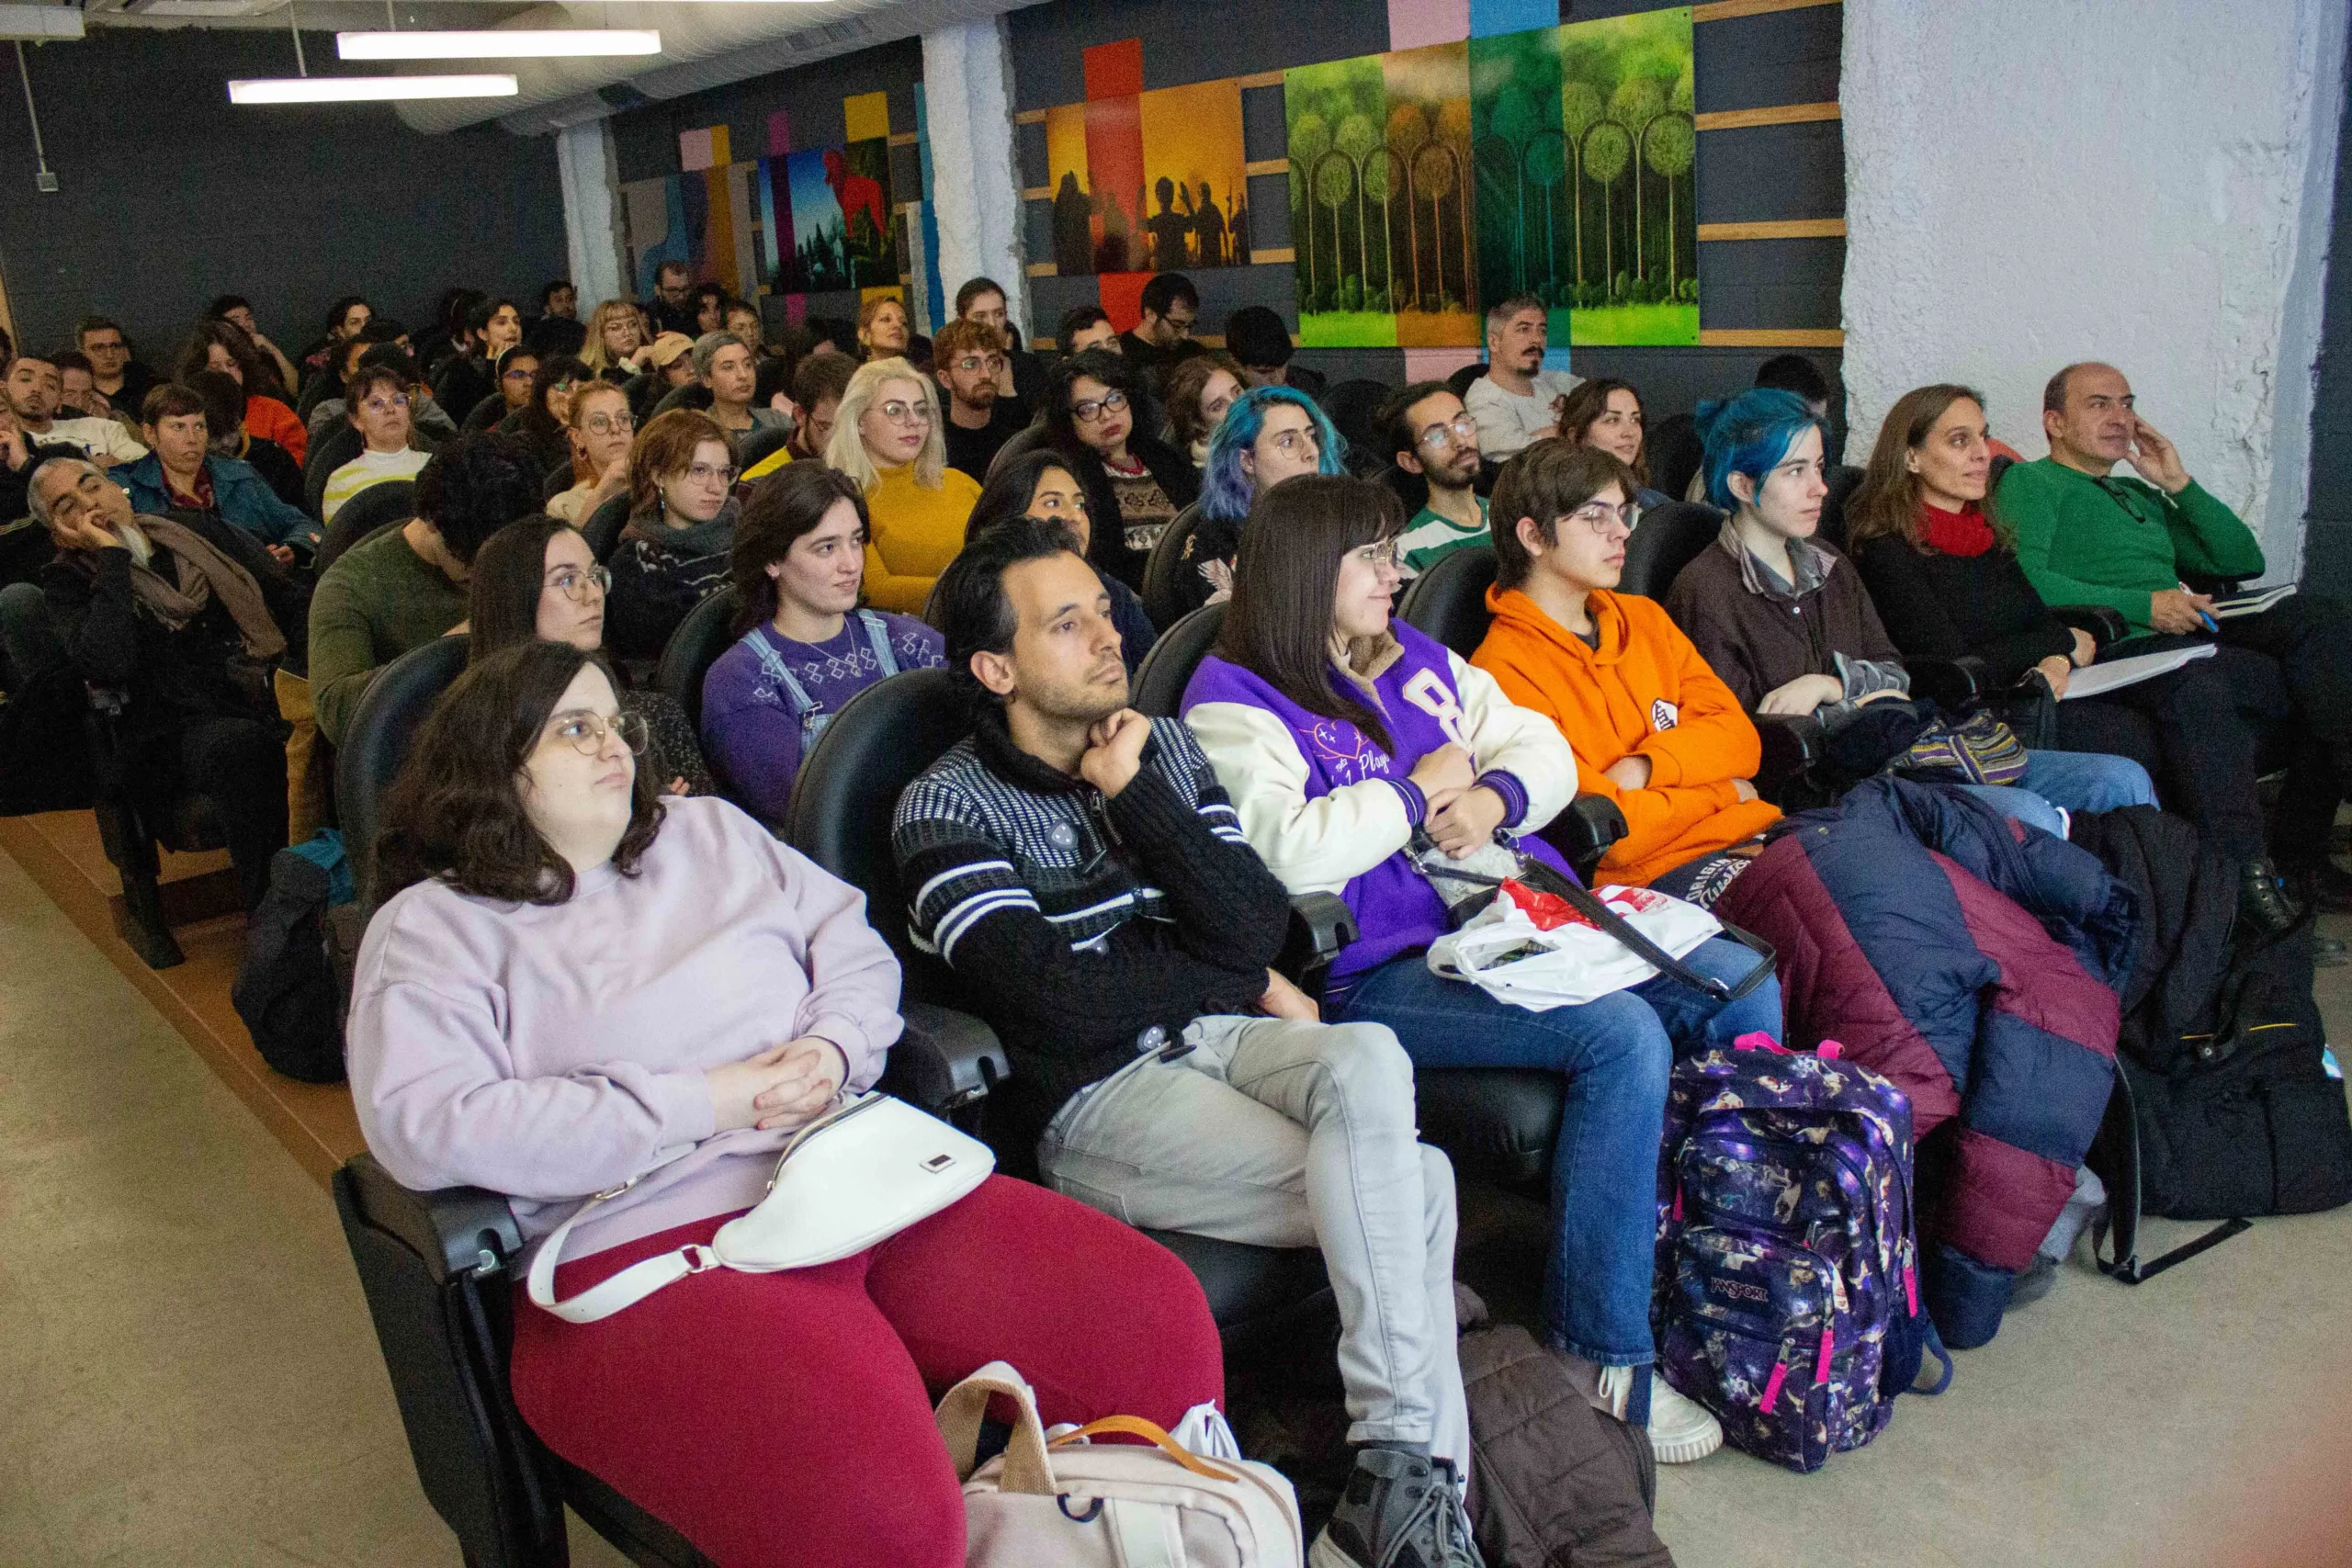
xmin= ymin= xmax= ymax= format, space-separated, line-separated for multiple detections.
xmin=373 ymin=641 xmax=662 ymax=907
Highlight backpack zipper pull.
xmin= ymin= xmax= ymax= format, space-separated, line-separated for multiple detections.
xmin=1759 ymin=1344 xmax=1792 ymax=1414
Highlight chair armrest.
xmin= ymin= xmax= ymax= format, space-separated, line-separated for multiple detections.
xmin=1752 ymin=713 xmax=1825 ymax=810
xmin=1279 ymin=892 xmax=1359 ymax=999
xmin=341 ymin=1151 xmax=523 ymax=1286
xmin=1539 ymin=795 xmax=1628 ymax=884
xmin=1908 ymin=656 xmax=1988 ymax=713
xmin=882 ymin=1000 xmax=1011 ymax=1114
xmin=2050 ymin=604 xmax=2129 ymax=647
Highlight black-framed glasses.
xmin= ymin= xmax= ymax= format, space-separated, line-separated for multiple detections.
xmin=1072 ymin=389 xmax=1130 ymax=423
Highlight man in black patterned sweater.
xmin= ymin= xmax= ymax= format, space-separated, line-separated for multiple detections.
xmin=891 ymin=517 xmax=1482 ymax=1568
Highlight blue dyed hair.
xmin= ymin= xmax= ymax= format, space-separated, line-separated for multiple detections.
xmin=1200 ymin=385 xmax=1346 ymax=522
xmin=1694 ymin=387 xmax=1824 ymax=513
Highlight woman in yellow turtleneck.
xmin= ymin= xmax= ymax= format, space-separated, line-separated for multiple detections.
xmin=822 ymin=356 xmax=981 ymax=614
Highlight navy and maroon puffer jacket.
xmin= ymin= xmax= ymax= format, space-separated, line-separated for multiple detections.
xmin=1715 ymin=776 xmax=2137 ymax=1348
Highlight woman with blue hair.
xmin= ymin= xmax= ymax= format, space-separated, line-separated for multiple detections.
xmin=1664 ymin=388 xmax=2154 ymax=836
xmin=1171 ymin=384 xmax=1347 ymax=616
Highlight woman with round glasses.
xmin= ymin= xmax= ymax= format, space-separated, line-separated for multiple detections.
xmin=1181 ymin=472 xmax=1773 ymax=1466
xmin=1039 ymin=348 xmax=1197 ymax=592
xmin=581 ymin=299 xmax=648 ymax=384
xmin=606 ymin=409 xmax=741 ymax=660
xmin=548 ymin=382 xmax=637 ymax=525
xmin=349 ymin=637 xmax=1222 ymax=1568
xmin=1171 ymin=385 xmax=1346 ymax=617
xmin=469 ymin=514 xmax=713 ymax=796
xmin=822 ymin=357 xmax=979 ymax=615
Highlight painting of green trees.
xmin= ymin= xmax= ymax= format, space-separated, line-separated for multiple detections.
xmin=1285 ymin=53 xmax=1398 ymax=347
xmin=1469 ymin=10 xmax=1697 ymax=346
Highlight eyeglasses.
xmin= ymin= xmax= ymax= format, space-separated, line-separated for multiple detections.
xmin=1349 ymin=542 xmax=1399 ymax=569
xmin=1561 ymin=501 xmax=1635 ymax=535
xmin=1162 ymin=313 xmax=1197 ymax=333
xmin=502 ymin=367 xmax=537 ymax=382
xmin=359 ymin=395 xmax=410 ymax=414
xmin=546 ymin=565 xmax=611 ymax=602
xmin=582 ymin=412 xmax=636 ymax=435
xmin=876 ymin=399 xmax=933 ymax=426
xmin=1265 ymin=427 xmax=1318 ymax=456
xmin=1072 ymin=389 xmax=1129 ymax=423
xmin=683 ymin=462 xmax=739 ymax=486
xmin=949 ymin=355 xmax=1006 ymax=375
xmin=1415 ymin=415 xmax=1479 ymax=451
xmin=545 ymin=708 xmax=650 ymax=758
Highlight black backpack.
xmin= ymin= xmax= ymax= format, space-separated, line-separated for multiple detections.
xmin=232 ymin=840 xmax=353 ymax=1083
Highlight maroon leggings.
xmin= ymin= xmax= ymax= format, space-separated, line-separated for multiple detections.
xmin=509 ymin=1174 xmax=1226 ymax=1568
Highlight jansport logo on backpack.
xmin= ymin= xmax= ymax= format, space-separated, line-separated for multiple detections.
xmin=1652 ymin=1033 xmax=1951 ymax=1473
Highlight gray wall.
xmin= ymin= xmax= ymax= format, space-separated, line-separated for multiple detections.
xmin=0 ymin=29 xmax=567 ymax=367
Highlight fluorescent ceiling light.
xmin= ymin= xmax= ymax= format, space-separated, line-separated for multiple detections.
xmin=337 ymin=29 xmax=662 ymax=61
xmin=227 ymin=74 xmax=520 ymax=105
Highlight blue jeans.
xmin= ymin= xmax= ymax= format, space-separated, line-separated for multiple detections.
xmin=1340 ymin=935 xmax=1783 ymax=1367
xmin=1955 ymin=748 xmax=2155 ymax=838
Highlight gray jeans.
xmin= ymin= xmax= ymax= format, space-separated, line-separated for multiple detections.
xmin=1037 ymin=1013 xmax=1469 ymax=1464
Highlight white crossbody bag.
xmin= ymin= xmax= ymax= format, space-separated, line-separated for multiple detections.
xmin=526 ymin=1090 xmax=995 ymax=1324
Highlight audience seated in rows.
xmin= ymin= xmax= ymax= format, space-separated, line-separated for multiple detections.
xmin=51 ymin=351 xmax=127 ymax=427
xmin=295 ymin=296 xmax=373 ymax=409
xmin=931 ymin=318 xmax=1024 ymax=482
xmin=306 ymin=326 xmax=447 ymax=440
xmin=32 ymin=454 xmax=297 ymax=908
xmin=1849 ymin=382 xmax=2304 ymax=933
xmin=202 ymin=294 xmax=302 ymax=394
xmin=466 ymin=515 xmax=711 ymax=796
xmin=1383 ymin=380 xmax=1491 ymax=576
xmin=1463 ymin=296 xmax=1579 ymax=461
xmin=76 ymin=316 xmax=156 ymax=417
xmin=5 ymin=353 xmax=148 ymax=467
xmin=744 ymin=350 xmax=853 ymax=481
xmin=1665 ymin=388 xmax=2156 ymax=838
xmin=122 ymin=383 xmax=317 ymax=559
xmin=632 ymin=332 xmax=699 ymax=422
xmin=968 ymin=448 xmax=1157 ymax=670
xmin=1175 ymin=385 xmax=1344 ymax=616
xmin=824 ymin=357 xmax=978 ymax=615
xmin=896 ymin=517 xmax=1481 ymax=1567
xmin=501 ymin=355 xmax=586 ymax=475
xmin=321 ymin=365 xmax=435 ymax=524
xmin=1226 ymin=304 xmax=1327 ymax=402
xmin=1558 ymin=378 xmax=1677 ymax=522
xmin=1041 ymin=348 xmax=1197 ymax=592
xmin=1116 ymin=272 xmax=1204 ymax=392
xmin=1472 ymin=442 xmax=1782 ymax=897
xmin=646 ymin=261 xmax=698 ymax=339
xmin=1991 ymin=361 xmax=2352 ymax=906
xmin=700 ymin=463 xmax=944 ymax=823
xmin=605 ymin=410 xmax=741 ymax=661
xmin=695 ymin=331 xmax=787 ymax=442
xmin=546 ymin=380 xmax=635 ymax=525
xmin=311 ymin=432 xmax=540 ymax=748
xmin=1057 ymin=304 xmax=1118 ymax=356
xmin=581 ymin=299 xmax=648 ymax=384
xmin=953 ymin=275 xmax=1047 ymax=412
xmin=1181 ymin=474 xmax=1773 ymax=1464
xmin=432 ymin=298 xmax=522 ymax=427
xmin=347 ymin=638 xmax=1225 ymax=1568
xmin=856 ymin=296 xmax=913 ymax=365
xmin=1164 ymin=350 xmax=1243 ymax=470
xmin=176 ymin=318 xmax=307 ymax=465
xmin=186 ymin=370 xmax=305 ymax=511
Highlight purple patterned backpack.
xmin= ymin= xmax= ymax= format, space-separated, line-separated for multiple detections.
xmin=1653 ymin=1033 xmax=1952 ymax=1472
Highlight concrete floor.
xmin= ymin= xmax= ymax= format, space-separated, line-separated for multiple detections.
xmin=3 ymin=841 xmax=2348 ymax=1566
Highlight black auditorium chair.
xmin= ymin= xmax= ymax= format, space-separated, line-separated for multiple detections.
xmin=302 ymin=424 xmax=364 ymax=521
xmin=538 ymin=464 xmax=576 ymax=506
xmin=1139 ymin=502 xmax=1204 ymax=631
xmin=738 ymin=423 xmax=793 ymax=475
xmin=653 ymin=586 xmax=740 ymax=738
xmin=580 ymin=492 xmax=632 ymax=565
xmin=1813 ymin=464 xmax=1866 ymax=553
xmin=983 ymin=419 xmax=1051 ymax=481
xmin=1317 ymin=378 xmax=1394 ymax=478
xmin=1645 ymin=412 xmax=1702 ymax=504
xmin=330 ymin=652 xmax=1002 ymax=1568
xmin=786 ymin=666 xmax=1339 ymax=1337
xmin=648 ymin=383 xmax=714 ymax=421
xmin=1444 ymin=362 xmax=1484 ymax=402
xmin=313 ymin=480 xmax=417 ymax=578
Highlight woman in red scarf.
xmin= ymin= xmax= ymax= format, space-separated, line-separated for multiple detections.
xmin=1849 ymin=383 xmax=2299 ymax=934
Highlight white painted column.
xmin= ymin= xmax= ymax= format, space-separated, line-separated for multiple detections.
xmin=557 ymin=118 xmax=628 ymax=308
xmin=921 ymin=17 xmax=1026 ymax=333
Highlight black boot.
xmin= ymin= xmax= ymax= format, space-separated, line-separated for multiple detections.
xmin=2239 ymin=858 xmax=2307 ymax=938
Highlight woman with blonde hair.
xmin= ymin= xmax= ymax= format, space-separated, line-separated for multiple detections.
xmin=581 ymin=299 xmax=650 ymax=383
xmin=822 ymin=356 xmax=980 ymax=614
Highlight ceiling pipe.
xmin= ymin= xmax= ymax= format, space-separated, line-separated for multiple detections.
xmin=390 ymin=0 xmax=1040 ymax=135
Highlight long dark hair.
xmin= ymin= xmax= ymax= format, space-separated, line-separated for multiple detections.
xmin=467 ymin=516 xmax=578 ymax=660
xmin=1214 ymin=474 xmax=1405 ymax=753
xmin=175 ymin=319 xmax=287 ymax=402
xmin=1040 ymin=350 xmax=1145 ymax=570
xmin=375 ymin=641 xmax=662 ymax=907
xmin=728 ymin=463 xmax=869 ymax=636
xmin=967 ymin=447 xmax=1080 ymax=544
xmin=521 ymin=355 xmax=590 ymax=448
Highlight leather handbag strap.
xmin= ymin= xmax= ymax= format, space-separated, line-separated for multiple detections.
xmin=934 ymin=1361 xmax=1056 ymax=1493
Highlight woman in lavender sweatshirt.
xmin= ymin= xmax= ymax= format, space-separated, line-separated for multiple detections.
xmin=346 ymin=640 xmax=1223 ymax=1568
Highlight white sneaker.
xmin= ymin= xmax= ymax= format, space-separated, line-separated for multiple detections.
xmin=1599 ymin=1364 xmax=1724 ymax=1464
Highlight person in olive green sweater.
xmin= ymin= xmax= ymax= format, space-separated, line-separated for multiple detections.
xmin=1992 ymin=362 xmax=2352 ymax=904
xmin=309 ymin=434 xmax=543 ymax=747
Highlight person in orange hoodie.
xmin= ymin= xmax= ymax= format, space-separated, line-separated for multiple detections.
xmin=1473 ymin=440 xmax=1781 ymax=903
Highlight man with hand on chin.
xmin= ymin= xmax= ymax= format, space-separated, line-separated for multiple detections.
xmin=894 ymin=516 xmax=1482 ymax=1568
xmin=1994 ymin=361 xmax=2352 ymax=905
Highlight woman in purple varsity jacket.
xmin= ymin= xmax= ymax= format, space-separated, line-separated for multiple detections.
xmin=1182 ymin=475 xmax=1784 ymax=1466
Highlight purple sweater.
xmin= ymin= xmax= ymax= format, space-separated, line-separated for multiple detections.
xmin=345 ymin=795 xmax=903 ymax=1262
xmin=1182 ymin=621 xmax=1578 ymax=985
xmin=700 ymin=611 xmax=945 ymax=824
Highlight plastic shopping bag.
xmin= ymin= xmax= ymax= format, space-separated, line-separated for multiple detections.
xmin=1426 ymin=883 xmax=1723 ymax=1010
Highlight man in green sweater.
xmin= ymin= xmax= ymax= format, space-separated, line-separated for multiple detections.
xmin=1993 ymin=361 xmax=2352 ymax=904
xmin=309 ymin=434 xmax=543 ymax=748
